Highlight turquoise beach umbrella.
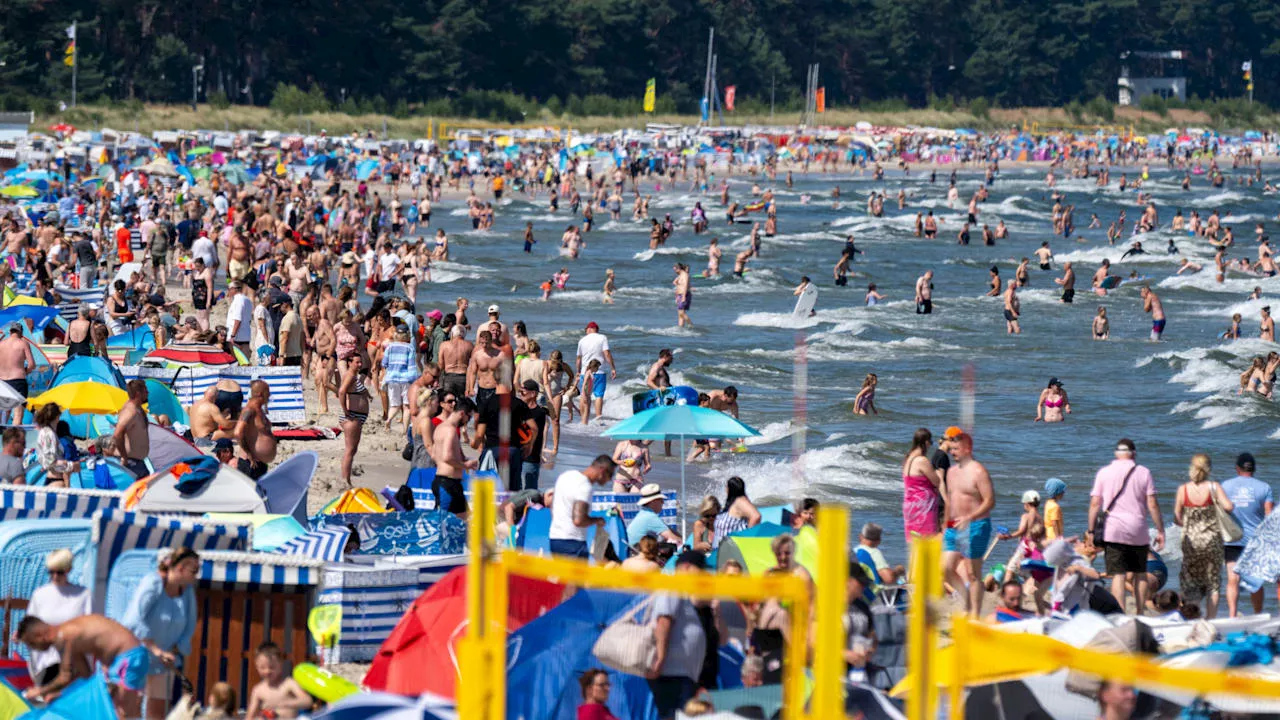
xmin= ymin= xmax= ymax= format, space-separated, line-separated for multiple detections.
xmin=604 ymin=405 xmax=759 ymax=536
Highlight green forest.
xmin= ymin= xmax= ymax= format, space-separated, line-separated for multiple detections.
xmin=2 ymin=0 xmax=1278 ymax=119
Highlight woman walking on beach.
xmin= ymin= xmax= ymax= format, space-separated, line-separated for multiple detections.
xmin=120 ymin=547 xmax=200 ymax=720
xmin=902 ymin=428 xmax=944 ymax=541
xmin=35 ymin=402 xmax=78 ymax=487
xmin=542 ymin=349 xmax=575 ymax=454
xmin=331 ymin=355 xmax=371 ymax=488
xmin=1174 ymin=453 xmax=1233 ymax=618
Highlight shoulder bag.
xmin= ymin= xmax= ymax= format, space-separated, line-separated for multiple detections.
xmin=1210 ymin=483 xmax=1244 ymax=544
xmin=1092 ymin=466 xmax=1136 ymax=547
xmin=591 ymin=596 xmax=657 ymax=677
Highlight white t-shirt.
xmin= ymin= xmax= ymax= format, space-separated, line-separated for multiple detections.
xmin=251 ymin=303 xmax=273 ymax=350
xmin=192 ymin=236 xmax=217 ymax=268
xmin=26 ymin=582 xmax=91 ymax=676
xmin=576 ymin=332 xmax=610 ymax=369
xmin=549 ymin=470 xmax=593 ymax=542
xmin=228 ymin=294 xmax=253 ymax=343
xmin=379 ymin=251 xmax=401 ymax=279
xmin=361 ymin=249 xmax=377 ymax=277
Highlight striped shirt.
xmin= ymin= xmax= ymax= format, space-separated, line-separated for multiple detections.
xmin=381 ymin=341 xmax=418 ymax=385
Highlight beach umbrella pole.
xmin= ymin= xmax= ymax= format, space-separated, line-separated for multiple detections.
xmin=680 ymin=435 xmax=687 ymax=538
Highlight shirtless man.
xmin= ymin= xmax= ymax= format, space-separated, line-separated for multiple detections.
xmin=733 ymin=247 xmax=754 ymax=278
xmin=18 ymin=614 xmax=149 ymax=709
xmin=1140 ymin=286 xmax=1166 ymax=341
xmin=1033 ymin=241 xmax=1053 ymax=270
xmin=942 ymin=432 xmax=996 ymax=617
xmin=1259 ymin=240 xmax=1278 ymax=277
xmin=189 ymin=386 xmax=235 ymax=441
xmin=234 ymin=380 xmax=276 ymax=479
xmin=0 ymin=324 xmax=34 ymax=424
xmin=914 ymin=270 xmax=934 ymax=314
xmin=1056 ymin=262 xmax=1076 ymax=304
xmin=112 ymin=380 xmax=150 ymax=478
xmin=1092 ymin=259 xmax=1114 ymax=296
xmin=431 ymin=397 xmax=477 ymax=518
xmin=466 ymin=330 xmax=509 ymax=407
xmin=673 ymin=263 xmax=693 ymax=327
xmin=1003 ymin=279 xmax=1021 ymax=334
xmin=483 ymin=304 xmax=509 ymax=347
xmin=228 ymin=227 xmax=252 ymax=282
xmin=1262 ymin=306 xmax=1275 ymax=342
xmin=439 ymin=325 xmax=474 ymax=399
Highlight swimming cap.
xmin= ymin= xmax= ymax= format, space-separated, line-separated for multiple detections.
xmin=1043 ymin=477 xmax=1067 ymax=499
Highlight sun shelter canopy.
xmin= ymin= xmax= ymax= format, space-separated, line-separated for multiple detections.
xmin=363 ymin=567 xmax=564 ymax=699
xmin=125 ymin=456 xmax=267 ymax=514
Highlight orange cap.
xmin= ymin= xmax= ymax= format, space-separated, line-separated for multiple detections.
xmin=943 ymin=426 xmax=964 ymax=439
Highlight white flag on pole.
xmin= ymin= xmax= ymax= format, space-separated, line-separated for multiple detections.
xmin=1242 ymin=61 xmax=1253 ymax=72
xmin=65 ymin=23 xmax=75 ymax=40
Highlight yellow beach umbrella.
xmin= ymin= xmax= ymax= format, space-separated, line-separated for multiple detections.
xmin=0 ymin=186 xmax=38 ymax=198
xmin=6 ymin=294 xmax=47 ymax=307
xmin=27 ymin=381 xmax=129 ymax=415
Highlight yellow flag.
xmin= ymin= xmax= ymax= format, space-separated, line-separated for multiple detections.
xmin=643 ymin=78 xmax=655 ymax=113
xmin=63 ymin=41 xmax=74 ymax=67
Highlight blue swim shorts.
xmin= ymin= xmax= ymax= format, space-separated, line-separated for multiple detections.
xmin=943 ymin=518 xmax=993 ymax=560
xmin=106 ymin=644 xmax=150 ymax=692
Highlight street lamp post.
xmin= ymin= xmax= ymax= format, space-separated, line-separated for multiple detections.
xmin=191 ymin=64 xmax=204 ymax=112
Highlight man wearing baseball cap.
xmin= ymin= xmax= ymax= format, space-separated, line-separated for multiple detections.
xmin=575 ymin=322 xmax=616 ymax=421
xmin=484 ymin=304 xmax=508 ymax=347
xmin=1088 ymin=438 xmax=1165 ymax=615
xmin=930 ymin=426 xmax=963 ymax=494
xmin=1223 ymin=452 xmax=1273 ymax=616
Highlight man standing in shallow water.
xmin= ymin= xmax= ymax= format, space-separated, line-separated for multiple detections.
xmin=1140 ymin=286 xmax=1165 ymax=341
xmin=915 ymin=270 xmax=934 ymax=314
xmin=941 ymin=432 xmax=994 ymax=617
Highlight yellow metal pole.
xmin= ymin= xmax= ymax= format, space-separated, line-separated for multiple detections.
xmin=948 ymin=614 xmax=966 ymax=720
xmin=459 ymin=479 xmax=495 ymax=720
xmin=486 ymin=558 xmax=509 ymax=719
xmin=810 ymin=507 xmax=849 ymax=718
xmin=906 ymin=536 xmax=941 ymax=720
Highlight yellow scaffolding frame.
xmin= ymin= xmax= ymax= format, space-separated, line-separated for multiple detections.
xmin=457 ymin=480 xmax=853 ymax=720
xmin=903 ymin=534 xmax=1280 ymax=720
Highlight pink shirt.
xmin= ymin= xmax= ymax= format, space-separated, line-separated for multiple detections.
xmin=1090 ymin=459 xmax=1156 ymax=546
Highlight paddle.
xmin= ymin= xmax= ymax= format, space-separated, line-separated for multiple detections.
xmin=982 ymin=525 xmax=1012 ymax=562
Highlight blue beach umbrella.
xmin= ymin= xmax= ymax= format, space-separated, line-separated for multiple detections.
xmin=0 ymin=305 xmax=58 ymax=331
xmin=604 ymin=405 xmax=759 ymax=535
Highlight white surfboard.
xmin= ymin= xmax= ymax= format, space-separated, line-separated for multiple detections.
xmin=793 ymin=284 xmax=818 ymax=318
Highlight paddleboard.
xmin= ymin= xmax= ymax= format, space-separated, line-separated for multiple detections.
xmin=631 ymin=385 xmax=700 ymax=414
xmin=1098 ymin=275 xmax=1121 ymax=290
xmin=793 ymin=284 xmax=818 ymax=317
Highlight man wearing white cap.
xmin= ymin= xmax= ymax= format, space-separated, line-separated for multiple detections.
xmin=626 ymin=483 xmax=681 ymax=545
xmin=484 ymin=304 xmax=508 ymax=347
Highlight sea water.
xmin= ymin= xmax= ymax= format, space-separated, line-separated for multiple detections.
xmin=409 ymin=167 xmax=1280 ymax=576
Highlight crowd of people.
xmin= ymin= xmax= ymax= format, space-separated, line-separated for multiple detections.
xmin=2 ymin=128 xmax=1279 ymax=720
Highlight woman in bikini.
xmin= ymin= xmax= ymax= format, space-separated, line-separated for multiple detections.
xmin=328 ymin=354 xmax=371 ymax=488
xmin=541 ymin=349 xmax=575 ymax=453
xmin=853 ymin=373 xmax=878 ymax=415
xmin=611 ymin=439 xmax=652 ymax=493
xmin=901 ymin=428 xmax=943 ymax=541
xmin=1035 ymin=378 xmax=1070 ymax=422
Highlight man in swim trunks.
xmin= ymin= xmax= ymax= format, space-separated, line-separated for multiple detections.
xmin=19 ymin=613 xmax=149 ymax=712
xmin=942 ymin=432 xmax=995 ymax=617
xmin=234 ymin=380 xmax=276 ymax=480
xmin=439 ymin=325 xmax=474 ymax=398
xmin=1055 ymin=262 xmax=1075 ymax=303
xmin=1140 ymin=286 xmax=1166 ymax=341
xmin=1002 ymin=278 xmax=1021 ymax=334
xmin=1264 ymin=306 xmax=1276 ymax=342
xmin=914 ymin=270 xmax=934 ymax=314
xmin=466 ymin=329 xmax=508 ymax=408
xmin=0 ymin=324 xmax=33 ymax=424
xmin=1033 ymin=241 xmax=1053 ymax=270
xmin=432 ymin=396 xmax=477 ymax=518
xmin=1092 ymin=259 xmax=1113 ymax=296
xmin=112 ymin=380 xmax=151 ymax=478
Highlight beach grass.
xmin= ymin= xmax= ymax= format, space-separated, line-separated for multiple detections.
xmin=42 ymin=102 xmax=1280 ymax=141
